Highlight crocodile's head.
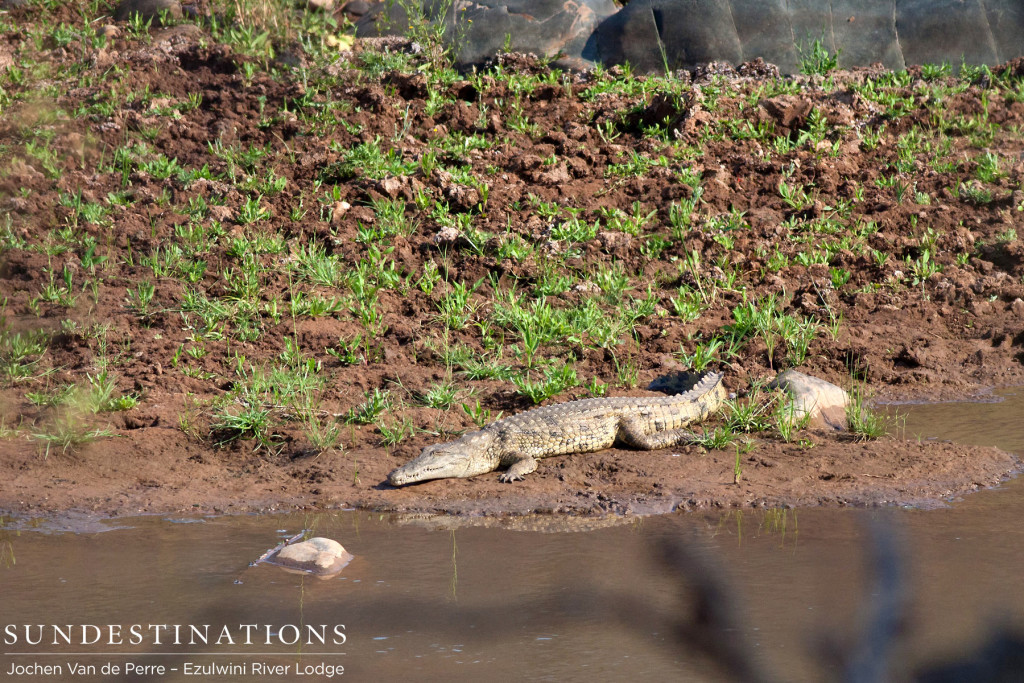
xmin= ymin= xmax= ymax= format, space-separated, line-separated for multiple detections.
xmin=388 ymin=431 xmax=498 ymax=486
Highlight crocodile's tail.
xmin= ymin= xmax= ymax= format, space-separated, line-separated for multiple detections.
xmin=648 ymin=370 xmax=724 ymax=397
xmin=682 ymin=370 xmax=725 ymax=400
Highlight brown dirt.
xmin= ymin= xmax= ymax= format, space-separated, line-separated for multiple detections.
xmin=0 ymin=9 xmax=1022 ymax=518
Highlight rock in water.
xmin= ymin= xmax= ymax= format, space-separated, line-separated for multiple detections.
xmin=768 ymin=369 xmax=849 ymax=431
xmin=269 ymin=537 xmax=353 ymax=577
xmin=355 ymin=0 xmax=618 ymax=69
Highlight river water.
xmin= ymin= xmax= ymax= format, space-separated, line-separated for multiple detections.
xmin=1 ymin=390 xmax=1022 ymax=682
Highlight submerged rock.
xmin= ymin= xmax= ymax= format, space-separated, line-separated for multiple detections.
xmin=769 ymin=369 xmax=849 ymax=431
xmin=268 ymin=537 xmax=353 ymax=578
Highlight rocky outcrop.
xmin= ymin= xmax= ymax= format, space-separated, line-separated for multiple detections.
xmin=355 ymin=0 xmax=618 ymax=69
xmin=595 ymin=0 xmax=1024 ymax=74
xmin=354 ymin=0 xmax=1024 ymax=74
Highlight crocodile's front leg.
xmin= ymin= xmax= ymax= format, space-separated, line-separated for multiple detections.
xmin=618 ymin=416 xmax=699 ymax=450
xmin=498 ymin=455 xmax=539 ymax=482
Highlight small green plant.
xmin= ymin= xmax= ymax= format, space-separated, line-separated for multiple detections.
xmin=237 ymin=195 xmax=271 ymax=224
xmin=462 ymin=399 xmax=500 ymax=428
xmin=32 ymin=411 xmax=115 ymax=458
xmin=513 ymin=364 xmax=578 ymax=404
xmin=920 ymin=62 xmax=952 ymax=80
xmin=420 ymin=378 xmax=462 ymax=410
xmin=905 ymin=249 xmax=942 ymax=285
xmin=126 ymin=281 xmax=156 ymax=318
xmin=346 ymin=388 xmax=391 ymax=425
xmin=301 ymin=413 xmax=343 ymax=455
xmin=584 ymin=376 xmax=608 ymax=397
xmin=327 ymin=335 xmax=364 ymax=366
xmin=975 ymin=151 xmax=1004 ymax=183
xmin=436 ymin=280 xmax=480 ymax=330
xmin=26 ymin=384 xmax=75 ymax=407
xmin=957 ymin=181 xmax=994 ymax=205
xmin=847 ymin=384 xmax=890 ymax=441
xmin=693 ymin=426 xmax=735 ymax=450
xmin=798 ymin=38 xmax=840 ymax=76
xmin=774 ymin=399 xmax=810 ymax=443
xmin=678 ymin=337 xmax=723 ymax=372
xmin=670 ymin=287 xmax=705 ymax=322
xmin=724 ymin=392 xmax=774 ymax=434
xmin=778 ymin=178 xmax=814 ymax=211
xmin=0 ymin=329 xmax=49 ymax=383
xmin=377 ymin=416 xmax=414 ymax=448
xmin=212 ymin=399 xmax=281 ymax=453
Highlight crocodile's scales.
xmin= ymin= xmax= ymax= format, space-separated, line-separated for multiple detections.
xmin=388 ymin=371 xmax=726 ymax=486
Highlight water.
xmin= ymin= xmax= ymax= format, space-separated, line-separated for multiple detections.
xmin=1 ymin=391 xmax=1022 ymax=682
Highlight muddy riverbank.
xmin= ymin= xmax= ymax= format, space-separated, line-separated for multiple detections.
xmin=1 ymin=414 xmax=1018 ymax=517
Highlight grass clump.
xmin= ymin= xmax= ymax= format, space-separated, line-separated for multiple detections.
xmin=32 ymin=412 xmax=115 ymax=458
xmin=798 ymin=38 xmax=840 ymax=76
xmin=846 ymin=384 xmax=891 ymax=441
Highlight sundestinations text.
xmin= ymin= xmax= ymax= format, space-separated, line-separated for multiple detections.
xmin=4 ymin=624 xmax=346 ymax=647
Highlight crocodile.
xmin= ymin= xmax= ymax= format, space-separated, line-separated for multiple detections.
xmin=388 ymin=371 xmax=726 ymax=486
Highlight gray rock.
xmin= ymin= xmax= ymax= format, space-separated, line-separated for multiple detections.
xmin=269 ymin=537 xmax=353 ymax=577
xmin=113 ymin=0 xmax=183 ymax=25
xmin=896 ymin=0 xmax=1009 ymax=67
xmin=594 ymin=0 xmax=742 ymax=74
xmin=787 ymin=0 xmax=904 ymax=71
xmin=343 ymin=0 xmax=371 ymax=18
xmin=594 ymin=0 xmax=1024 ymax=75
xmin=356 ymin=0 xmax=618 ymax=69
xmin=768 ymin=369 xmax=849 ymax=431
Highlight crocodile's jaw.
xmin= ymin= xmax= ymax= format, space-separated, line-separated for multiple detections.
xmin=388 ymin=432 xmax=498 ymax=485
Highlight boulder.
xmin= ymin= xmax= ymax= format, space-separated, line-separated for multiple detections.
xmin=343 ymin=0 xmax=372 ymax=19
xmin=269 ymin=537 xmax=353 ymax=577
xmin=355 ymin=0 xmax=618 ymax=69
xmin=768 ymin=369 xmax=849 ymax=431
xmin=594 ymin=0 xmax=1024 ymax=75
xmin=894 ymin=0 xmax=1022 ymax=67
xmin=595 ymin=0 xmax=746 ymax=75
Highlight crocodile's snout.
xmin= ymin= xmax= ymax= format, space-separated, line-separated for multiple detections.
xmin=387 ymin=467 xmax=413 ymax=486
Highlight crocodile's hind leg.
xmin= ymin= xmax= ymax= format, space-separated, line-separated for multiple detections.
xmin=618 ymin=417 xmax=699 ymax=450
xmin=499 ymin=455 xmax=539 ymax=482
